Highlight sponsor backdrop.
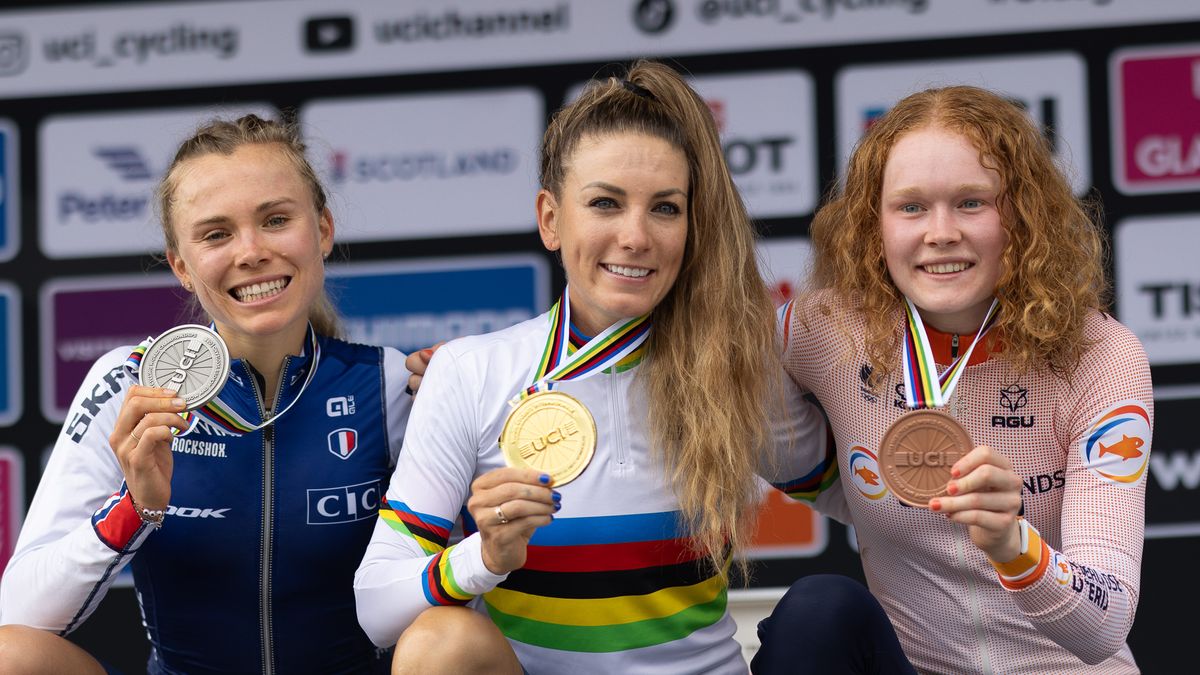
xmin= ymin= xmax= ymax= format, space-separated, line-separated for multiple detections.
xmin=0 ymin=0 xmax=1197 ymax=671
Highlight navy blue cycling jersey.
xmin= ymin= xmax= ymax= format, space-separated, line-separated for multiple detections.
xmin=0 ymin=332 xmax=412 ymax=675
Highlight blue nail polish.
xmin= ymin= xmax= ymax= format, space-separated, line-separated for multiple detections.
xmin=554 ymin=502 xmax=561 ymax=511
xmin=552 ymin=491 xmax=562 ymax=501
xmin=539 ymin=474 xmax=551 ymax=485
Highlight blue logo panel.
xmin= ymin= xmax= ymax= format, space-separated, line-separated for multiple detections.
xmin=0 ymin=119 xmax=18 ymax=262
xmin=0 ymin=283 xmax=20 ymax=426
xmin=329 ymin=254 xmax=549 ymax=354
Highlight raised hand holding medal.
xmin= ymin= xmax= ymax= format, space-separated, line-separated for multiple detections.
xmin=878 ymin=298 xmax=999 ymax=507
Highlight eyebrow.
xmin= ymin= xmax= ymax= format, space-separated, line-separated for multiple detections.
xmin=888 ymin=183 xmax=996 ymax=198
xmin=188 ymin=198 xmax=299 ymax=228
xmin=582 ymin=181 xmax=688 ymax=199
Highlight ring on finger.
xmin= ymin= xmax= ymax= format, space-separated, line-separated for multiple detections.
xmin=495 ymin=504 xmax=509 ymax=525
xmin=130 ymin=430 xmax=142 ymax=443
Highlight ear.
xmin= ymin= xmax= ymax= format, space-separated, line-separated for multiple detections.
xmin=167 ymin=250 xmax=192 ymax=292
xmin=535 ymin=189 xmax=560 ymax=252
xmin=318 ymin=206 xmax=335 ymax=259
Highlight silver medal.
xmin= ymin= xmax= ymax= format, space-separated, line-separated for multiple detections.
xmin=139 ymin=324 xmax=230 ymax=411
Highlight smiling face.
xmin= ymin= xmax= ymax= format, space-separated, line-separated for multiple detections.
xmin=879 ymin=125 xmax=1007 ymax=334
xmin=166 ymin=143 xmax=333 ymax=355
xmin=536 ymin=132 xmax=689 ymax=336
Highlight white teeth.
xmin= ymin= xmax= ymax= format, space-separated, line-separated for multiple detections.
xmin=924 ymin=262 xmax=970 ymax=274
xmin=234 ymin=279 xmax=287 ymax=302
xmin=604 ymin=264 xmax=650 ymax=278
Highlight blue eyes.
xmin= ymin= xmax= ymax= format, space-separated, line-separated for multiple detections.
xmin=898 ymin=200 xmax=985 ymax=213
xmin=588 ymin=198 xmax=681 ymax=215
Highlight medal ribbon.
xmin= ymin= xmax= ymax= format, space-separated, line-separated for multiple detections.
xmin=900 ymin=298 xmax=1000 ymax=410
xmin=126 ymin=324 xmax=321 ymax=436
xmin=518 ymin=287 xmax=651 ymax=401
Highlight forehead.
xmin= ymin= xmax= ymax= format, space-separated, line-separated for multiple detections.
xmin=564 ymin=132 xmax=688 ymax=179
xmin=173 ymin=144 xmax=309 ymax=204
xmin=883 ymin=126 xmax=998 ymax=185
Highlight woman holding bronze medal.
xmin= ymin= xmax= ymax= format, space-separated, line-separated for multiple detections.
xmin=760 ymin=87 xmax=1153 ymax=673
xmin=0 ymin=115 xmax=414 ymax=674
xmin=353 ymin=61 xmax=852 ymax=674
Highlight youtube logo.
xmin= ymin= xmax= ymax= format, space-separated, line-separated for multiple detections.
xmin=305 ymin=16 xmax=354 ymax=53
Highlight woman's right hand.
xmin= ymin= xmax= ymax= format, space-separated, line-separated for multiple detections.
xmin=107 ymin=386 xmax=188 ymax=512
xmin=467 ymin=467 xmax=559 ymax=575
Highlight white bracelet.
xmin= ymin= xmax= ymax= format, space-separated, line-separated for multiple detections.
xmin=132 ymin=498 xmax=165 ymax=528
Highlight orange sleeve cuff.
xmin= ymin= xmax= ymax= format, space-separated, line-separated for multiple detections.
xmin=993 ymin=519 xmax=1050 ymax=589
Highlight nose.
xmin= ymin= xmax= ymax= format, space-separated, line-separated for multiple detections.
xmin=617 ymin=211 xmax=652 ymax=251
xmin=924 ymin=206 xmax=962 ymax=247
xmin=235 ymin=228 xmax=271 ymax=267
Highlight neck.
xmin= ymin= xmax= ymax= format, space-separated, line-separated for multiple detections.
xmin=219 ymin=323 xmax=310 ymax=405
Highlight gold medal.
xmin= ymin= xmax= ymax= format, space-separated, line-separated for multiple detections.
xmin=877 ymin=409 xmax=973 ymax=508
xmin=500 ymin=391 xmax=596 ymax=486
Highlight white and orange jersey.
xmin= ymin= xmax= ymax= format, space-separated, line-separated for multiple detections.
xmin=783 ymin=292 xmax=1152 ymax=675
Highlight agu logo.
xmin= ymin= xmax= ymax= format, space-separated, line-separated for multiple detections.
xmin=849 ymin=445 xmax=887 ymax=500
xmin=328 ymin=428 xmax=358 ymax=460
xmin=1082 ymin=401 xmax=1151 ymax=487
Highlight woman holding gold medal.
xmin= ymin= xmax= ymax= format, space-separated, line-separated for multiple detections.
xmin=760 ymin=87 xmax=1153 ymax=673
xmin=353 ymin=61 xmax=874 ymax=674
xmin=0 ymin=115 xmax=413 ymax=674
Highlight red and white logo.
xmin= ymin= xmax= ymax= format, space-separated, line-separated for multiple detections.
xmin=327 ymin=428 xmax=358 ymax=460
xmin=1111 ymin=45 xmax=1200 ymax=195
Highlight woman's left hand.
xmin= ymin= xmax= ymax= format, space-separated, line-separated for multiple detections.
xmin=929 ymin=445 xmax=1024 ymax=563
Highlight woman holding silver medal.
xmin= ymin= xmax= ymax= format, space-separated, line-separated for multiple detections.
xmin=757 ymin=87 xmax=1153 ymax=673
xmin=352 ymin=61 xmax=880 ymax=674
xmin=0 ymin=115 xmax=415 ymax=674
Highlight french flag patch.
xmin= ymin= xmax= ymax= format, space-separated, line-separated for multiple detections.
xmin=328 ymin=428 xmax=358 ymax=460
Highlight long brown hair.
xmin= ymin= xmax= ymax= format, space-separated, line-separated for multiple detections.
xmin=810 ymin=85 xmax=1107 ymax=384
xmin=158 ymin=114 xmax=342 ymax=337
xmin=541 ymin=61 xmax=779 ymax=576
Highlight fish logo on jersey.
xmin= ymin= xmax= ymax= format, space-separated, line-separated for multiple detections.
xmin=328 ymin=428 xmax=358 ymax=460
xmin=1081 ymin=401 xmax=1151 ymax=487
xmin=849 ymin=445 xmax=887 ymax=500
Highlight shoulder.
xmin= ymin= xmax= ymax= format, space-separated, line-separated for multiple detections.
xmin=1079 ymin=312 xmax=1149 ymax=365
xmin=439 ymin=313 xmax=548 ymax=364
xmin=317 ymin=334 xmax=385 ymax=367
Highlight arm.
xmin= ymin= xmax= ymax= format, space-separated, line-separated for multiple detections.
xmin=356 ymin=347 xmax=550 ymax=647
xmin=936 ymin=327 xmax=1151 ymax=664
xmin=0 ymin=350 xmax=180 ymax=632
xmin=764 ymin=301 xmax=850 ymax=523
xmin=382 ymin=347 xmax=415 ymax=466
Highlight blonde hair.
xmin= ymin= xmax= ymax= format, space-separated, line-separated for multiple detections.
xmin=158 ymin=114 xmax=342 ymax=337
xmin=541 ymin=61 xmax=779 ymax=577
xmin=809 ymin=85 xmax=1107 ymax=384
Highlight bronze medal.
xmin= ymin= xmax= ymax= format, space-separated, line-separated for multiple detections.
xmin=500 ymin=391 xmax=596 ymax=486
xmin=877 ymin=409 xmax=974 ymax=508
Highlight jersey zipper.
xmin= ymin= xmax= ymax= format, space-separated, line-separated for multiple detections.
xmin=954 ymin=527 xmax=994 ymax=674
xmin=248 ymin=359 xmax=289 ymax=675
xmin=951 ymin=333 xmax=960 ymax=360
xmin=608 ymin=372 xmax=628 ymax=467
